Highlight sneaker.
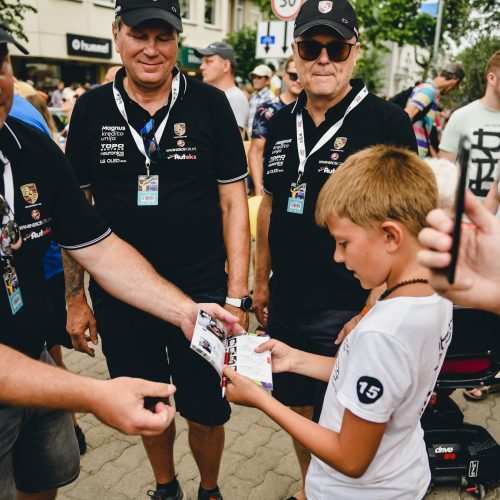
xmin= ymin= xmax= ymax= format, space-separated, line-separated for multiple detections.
xmin=197 ymin=486 xmax=223 ymax=500
xmin=147 ymin=485 xmax=184 ymax=500
xmin=74 ymin=425 xmax=87 ymax=455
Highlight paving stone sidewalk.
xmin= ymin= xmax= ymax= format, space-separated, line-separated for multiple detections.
xmin=58 ymin=343 xmax=500 ymax=500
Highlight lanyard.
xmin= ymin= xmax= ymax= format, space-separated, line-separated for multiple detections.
xmin=295 ymin=86 xmax=368 ymax=183
xmin=113 ymin=71 xmax=181 ymax=176
xmin=1 ymin=155 xmax=14 ymax=224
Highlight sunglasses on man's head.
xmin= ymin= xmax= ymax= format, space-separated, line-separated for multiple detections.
xmin=296 ymin=40 xmax=356 ymax=62
xmin=286 ymin=71 xmax=299 ymax=82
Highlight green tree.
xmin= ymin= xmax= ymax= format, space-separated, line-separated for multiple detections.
xmin=224 ymin=26 xmax=264 ymax=83
xmin=353 ymin=45 xmax=384 ymax=94
xmin=442 ymin=36 xmax=500 ymax=110
xmin=0 ymin=0 xmax=36 ymax=42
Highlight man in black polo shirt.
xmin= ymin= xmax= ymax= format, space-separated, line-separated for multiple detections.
xmin=0 ymin=29 xmax=241 ymax=500
xmin=64 ymin=2 xmax=250 ymax=499
xmin=253 ymin=1 xmax=417 ymax=498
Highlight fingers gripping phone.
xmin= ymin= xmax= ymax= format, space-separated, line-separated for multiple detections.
xmin=447 ymin=136 xmax=471 ymax=284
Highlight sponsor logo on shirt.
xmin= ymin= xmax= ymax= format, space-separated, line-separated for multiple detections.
xmin=174 ymin=123 xmax=186 ymax=137
xmin=167 ymin=153 xmax=197 ymax=160
xmin=333 ymin=137 xmax=348 ymax=150
xmin=20 ymin=183 xmax=38 ymax=204
xmin=23 ymin=226 xmax=52 ymax=241
xmin=177 ymin=140 xmax=185 ymax=147
xmin=31 ymin=209 xmax=41 ymax=221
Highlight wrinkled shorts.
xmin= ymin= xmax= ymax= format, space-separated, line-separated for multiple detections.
xmin=0 ymin=349 xmax=80 ymax=498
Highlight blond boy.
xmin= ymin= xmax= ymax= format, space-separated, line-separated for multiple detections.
xmin=224 ymin=146 xmax=453 ymax=499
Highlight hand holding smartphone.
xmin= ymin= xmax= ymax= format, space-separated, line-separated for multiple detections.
xmin=447 ymin=136 xmax=471 ymax=284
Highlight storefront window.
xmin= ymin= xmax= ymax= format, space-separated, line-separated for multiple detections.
xmin=180 ymin=0 xmax=192 ymax=21
xmin=205 ymin=0 xmax=217 ymax=25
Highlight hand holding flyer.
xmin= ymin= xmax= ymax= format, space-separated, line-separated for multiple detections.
xmin=190 ymin=310 xmax=273 ymax=397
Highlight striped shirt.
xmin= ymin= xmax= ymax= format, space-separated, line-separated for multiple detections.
xmin=408 ymin=81 xmax=440 ymax=158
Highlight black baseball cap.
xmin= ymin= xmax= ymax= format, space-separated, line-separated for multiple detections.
xmin=0 ymin=24 xmax=29 ymax=55
xmin=115 ymin=0 xmax=183 ymax=33
xmin=294 ymin=0 xmax=359 ymax=40
xmin=194 ymin=42 xmax=236 ymax=66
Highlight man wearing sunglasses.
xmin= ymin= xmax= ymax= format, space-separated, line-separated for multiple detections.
xmin=253 ymin=1 xmax=417 ymax=498
xmin=63 ymin=1 xmax=250 ymax=499
xmin=248 ymin=56 xmax=303 ymax=196
xmin=0 ymin=25 xmax=242 ymax=500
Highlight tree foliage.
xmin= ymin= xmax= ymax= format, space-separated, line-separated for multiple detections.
xmin=0 ymin=0 xmax=36 ymax=42
xmin=224 ymin=26 xmax=264 ymax=82
xmin=353 ymin=44 xmax=384 ymax=94
xmin=442 ymin=36 xmax=500 ymax=110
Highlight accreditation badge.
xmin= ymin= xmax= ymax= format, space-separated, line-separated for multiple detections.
xmin=137 ymin=175 xmax=159 ymax=206
xmin=287 ymin=182 xmax=307 ymax=214
xmin=3 ymin=264 xmax=23 ymax=315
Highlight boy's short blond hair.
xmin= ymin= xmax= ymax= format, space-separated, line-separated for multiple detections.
xmin=315 ymin=145 xmax=439 ymax=236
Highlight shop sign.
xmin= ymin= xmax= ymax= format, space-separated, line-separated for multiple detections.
xmin=67 ymin=34 xmax=112 ymax=59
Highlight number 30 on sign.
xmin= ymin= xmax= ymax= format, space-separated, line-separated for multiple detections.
xmin=272 ymin=0 xmax=305 ymax=20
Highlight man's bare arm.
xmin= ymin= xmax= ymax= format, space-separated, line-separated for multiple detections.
xmin=218 ymin=180 xmax=251 ymax=330
xmin=0 ymin=344 xmax=176 ymax=436
xmin=253 ymin=192 xmax=272 ymax=327
xmin=248 ymin=137 xmax=266 ymax=196
xmin=63 ymin=188 xmax=99 ymax=355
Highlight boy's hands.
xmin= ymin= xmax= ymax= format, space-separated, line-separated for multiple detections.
xmin=255 ymin=339 xmax=295 ymax=373
xmin=222 ymin=367 xmax=269 ymax=408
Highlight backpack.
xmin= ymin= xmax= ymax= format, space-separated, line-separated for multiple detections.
xmin=389 ymin=84 xmax=434 ymax=123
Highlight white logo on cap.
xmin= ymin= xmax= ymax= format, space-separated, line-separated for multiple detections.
xmin=318 ymin=1 xmax=333 ymax=13
xmin=115 ymin=5 xmax=121 ymax=14
xmin=342 ymin=18 xmax=348 ymax=23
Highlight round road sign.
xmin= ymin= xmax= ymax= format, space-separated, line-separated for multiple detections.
xmin=271 ymin=0 xmax=305 ymax=20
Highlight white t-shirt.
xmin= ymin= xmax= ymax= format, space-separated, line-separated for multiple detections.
xmin=306 ymin=294 xmax=453 ymax=500
xmin=224 ymin=86 xmax=249 ymax=131
xmin=439 ymin=100 xmax=500 ymax=199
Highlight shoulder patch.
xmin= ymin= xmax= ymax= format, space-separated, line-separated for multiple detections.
xmin=357 ymin=376 xmax=384 ymax=404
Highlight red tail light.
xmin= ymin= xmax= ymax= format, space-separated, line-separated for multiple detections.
xmin=441 ymin=357 xmax=491 ymax=374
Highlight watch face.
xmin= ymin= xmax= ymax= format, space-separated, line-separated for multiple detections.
xmin=241 ymin=296 xmax=253 ymax=311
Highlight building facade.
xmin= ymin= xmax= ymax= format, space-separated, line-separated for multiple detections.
xmin=10 ymin=0 xmax=260 ymax=89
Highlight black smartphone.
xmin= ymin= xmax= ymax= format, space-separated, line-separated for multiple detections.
xmin=447 ymin=136 xmax=471 ymax=284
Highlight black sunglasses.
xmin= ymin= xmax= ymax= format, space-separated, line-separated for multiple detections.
xmin=0 ymin=194 xmax=21 ymax=257
xmin=296 ymin=40 xmax=356 ymax=62
xmin=286 ymin=71 xmax=299 ymax=82
xmin=140 ymin=118 xmax=164 ymax=164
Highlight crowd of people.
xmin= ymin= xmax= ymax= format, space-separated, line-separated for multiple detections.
xmin=1 ymin=0 xmax=499 ymax=499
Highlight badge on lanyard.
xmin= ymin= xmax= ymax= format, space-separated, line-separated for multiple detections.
xmin=3 ymin=261 xmax=23 ymax=315
xmin=137 ymin=175 xmax=159 ymax=206
xmin=287 ymin=182 xmax=307 ymax=214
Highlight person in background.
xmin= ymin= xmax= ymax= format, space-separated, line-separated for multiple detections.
xmin=247 ymin=64 xmax=274 ymax=135
xmin=50 ymin=80 xmax=65 ymax=107
xmin=103 ymin=65 xmax=122 ymax=84
xmin=268 ymin=62 xmax=282 ymax=97
xmin=404 ymin=62 xmax=464 ymax=158
xmin=196 ymin=42 xmax=249 ymax=134
xmin=248 ymin=56 xmax=302 ymax=195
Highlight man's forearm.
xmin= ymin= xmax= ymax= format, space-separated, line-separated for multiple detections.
xmin=0 ymin=344 xmax=99 ymax=411
xmin=69 ymin=234 xmax=194 ymax=328
xmin=254 ymin=193 xmax=272 ymax=284
xmin=62 ymin=249 xmax=86 ymax=300
xmin=248 ymin=139 xmax=265 ymax=194
xmin=220 ymin=182 xmax=250 ymax=296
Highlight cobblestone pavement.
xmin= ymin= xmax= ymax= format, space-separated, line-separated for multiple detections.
xmin=58 ymin=342 xmax=500 ymax=500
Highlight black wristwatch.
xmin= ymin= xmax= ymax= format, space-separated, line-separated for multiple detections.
xmin=225 ymin=295 xmax=253 ymax=312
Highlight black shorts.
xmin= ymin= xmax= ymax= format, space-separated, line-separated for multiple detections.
xmin=267 ymin=298 xmax=359 ymax=421
xmin=90 ymin=281 xmax=230 ymax=427
xmin=45 ymin=272 xmax=72 ymax=350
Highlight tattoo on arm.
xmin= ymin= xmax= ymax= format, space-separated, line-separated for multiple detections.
xmin=62 ymin=250 xmax=86 ymax=299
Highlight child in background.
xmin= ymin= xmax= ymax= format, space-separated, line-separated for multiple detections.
xmin=224 ymin=145 xmax=453 ymax=499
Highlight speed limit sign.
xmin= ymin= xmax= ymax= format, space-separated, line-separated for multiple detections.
xmin=271 ymin=0 xmax=305 ymax=20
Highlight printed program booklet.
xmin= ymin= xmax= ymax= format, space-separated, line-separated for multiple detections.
xmin=190 ymin=310 xmax=273 ymax=395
